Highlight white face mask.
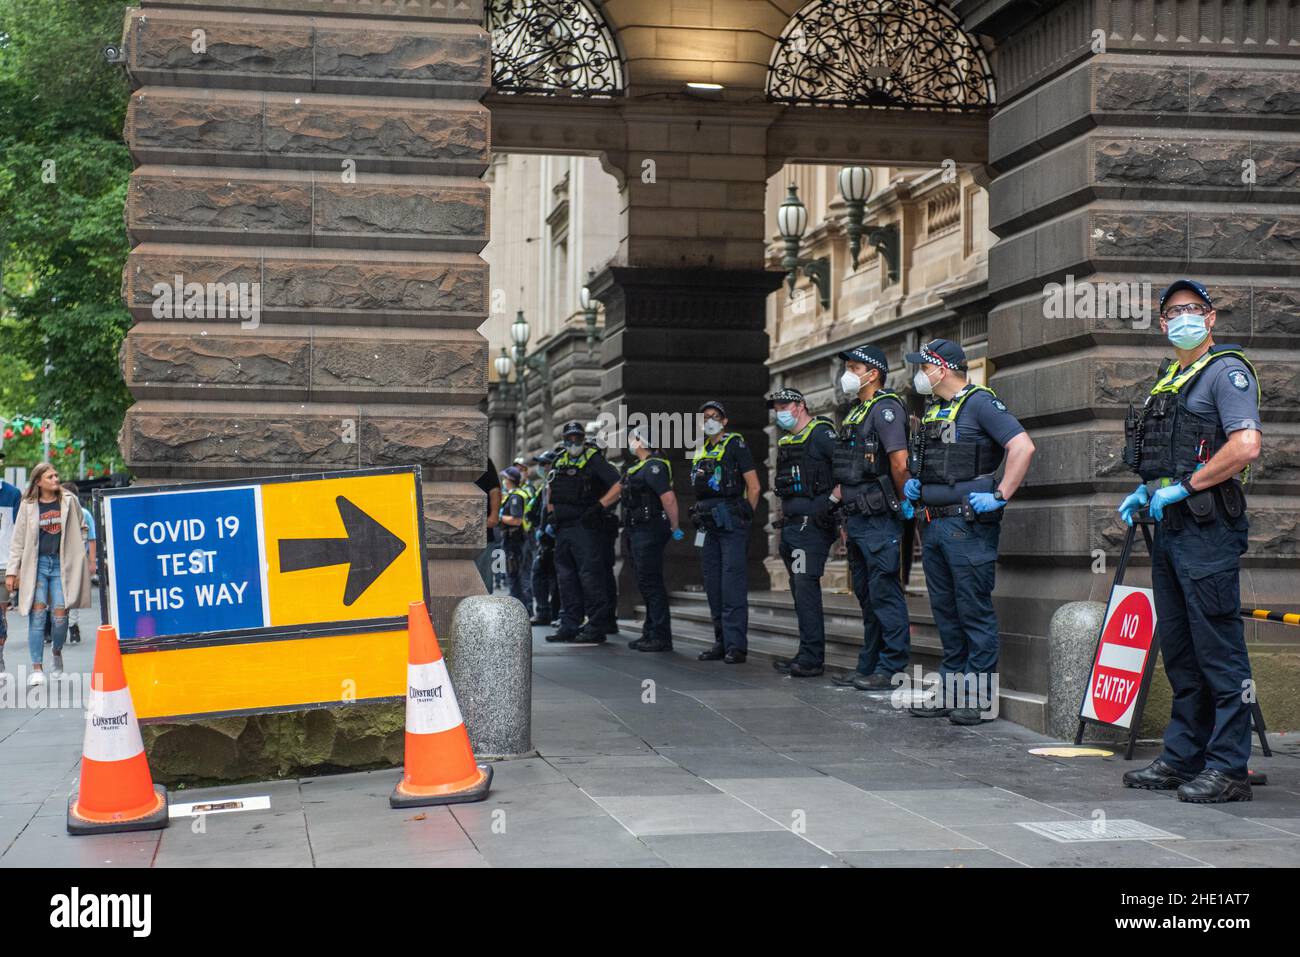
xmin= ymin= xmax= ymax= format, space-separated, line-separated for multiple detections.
xmin=913 ymin=368 xmax=937 ymax=396
xmin=840 ymin=370 xmax=861 ymax=395
xmin=566 ymin=441 xmax=584 ymax=455
xmin=702 ymin=418 xmax=724 ymax=437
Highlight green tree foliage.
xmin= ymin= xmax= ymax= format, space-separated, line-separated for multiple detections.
xmin=0 ymin=0 xmax=131 ymax=464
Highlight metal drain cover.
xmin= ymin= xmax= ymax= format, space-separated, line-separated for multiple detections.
xmin=1017 ymin=819 xmax=1182 ymax=843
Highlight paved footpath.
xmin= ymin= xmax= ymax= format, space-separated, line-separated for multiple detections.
xmin=2 ymin=615 xmax=1298 ymax=868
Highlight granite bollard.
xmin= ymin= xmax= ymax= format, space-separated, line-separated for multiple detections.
xmin=447 ymin=596 xmax=533 ymax=759
xmin=1047 ymin=600 xmax=1128 ymax=744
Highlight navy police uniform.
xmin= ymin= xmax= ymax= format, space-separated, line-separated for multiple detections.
xmin=834 ymin=347 xmax=912 ymax=680
xmin=547 ymin=430 xmax=621 ymax=643
xmin=690 ymin=402 xmax=757 ymax=657
xmin=621 ymin=453 xmax=675 ymax=649
xmin=769 ymin=391 xmax=838 ymax=671
xmin=908 ymin=342 xmax=1025 ymax=704
xmin=1123 ymin=283 xmax=1260 ymax=785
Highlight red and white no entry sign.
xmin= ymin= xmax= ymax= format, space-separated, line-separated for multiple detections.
xmin=1080 ymin=585 xmax=1158 ymax=729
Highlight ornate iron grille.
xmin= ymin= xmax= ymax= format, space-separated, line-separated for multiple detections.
xmin=487 ymin=0 xmax=625 ymax=96
xmin=767 ymin=0 xmax=995 ymax=110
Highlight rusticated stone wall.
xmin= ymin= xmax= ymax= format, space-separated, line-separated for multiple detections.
xmin=119 ymin=0 xmax=492 ymax=639
xmin=961 ymin=0 xmax=1300 ymax=705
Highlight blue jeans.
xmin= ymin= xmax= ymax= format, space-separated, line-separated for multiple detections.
xmin=28 ymin=553 xmax=68 ymax=665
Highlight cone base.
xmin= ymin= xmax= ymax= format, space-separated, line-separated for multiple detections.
xmin=390 ymin=764 xmax=492 ymax=808
xmin=67 ymin=785 xmax=169 ymax=836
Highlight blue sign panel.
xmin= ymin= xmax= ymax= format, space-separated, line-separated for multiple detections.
xmin=104 ymin=487 xmax=266 ymax=640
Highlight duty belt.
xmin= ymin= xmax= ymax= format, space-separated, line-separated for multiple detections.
xmin=918 ymin=502 xmax=973 ymax=523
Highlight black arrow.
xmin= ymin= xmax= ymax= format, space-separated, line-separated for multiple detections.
xmin=278 ymin=496 xmax=407 ymax=606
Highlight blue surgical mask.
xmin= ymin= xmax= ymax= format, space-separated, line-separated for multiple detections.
xmin=775 ymin=410 xmax=797 ymax=431
xmin=1166 ymin=314 xmax=1209 ymax=350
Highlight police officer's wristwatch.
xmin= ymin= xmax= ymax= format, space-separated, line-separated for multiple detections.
xmin=993 ymin=490 xmax=1005 ymax=503
xmin=1179 ymin=476 xmax=1196 ymax=495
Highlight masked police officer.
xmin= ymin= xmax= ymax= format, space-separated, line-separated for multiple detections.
xmin=902 ymin=339 xmax=1036 ymax=725
xmin=498 ymin=467 xmax=533 ymax=606
xmin=1118 ymin=280 xmax=1262 ymax=803
xmin=826 ymin=346 xmax=913 ymax=691
xmin=546 ymin=420 xmax=621 ymax=644
xmin=690 ymin=400 xmax=760 ymax=663
xmin=622 ymin=427 xmax=685 ymax=653
xmin=530 ymin=450 xmax=560 ymax=626
xmin=766 ymin=388 xmax=837 ymax=678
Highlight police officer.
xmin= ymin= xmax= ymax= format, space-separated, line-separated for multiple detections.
xmin=766 ymin=388 xmax=837 ymax=678
xmin=902 ymin=339 xmax=1036 ymax=725
xmin=498 ymin=466 xmax=532 ymax=606
xmin=1118 ymin=280 xmax=1261 ymax=803
xmin=587 ymin=420 xmax=621 ymax=635
xmin=546 ymin=420 xmax=621 ymax=644
xmin=826 ymin=346 xmax=913 ymax=691
xmin=622 ymin=427 xmax=685 ymax=653
xmin=689 ymin=400 xmax=760 ymax=663
xmin=529 ymin=450 xmax=560 ymax=626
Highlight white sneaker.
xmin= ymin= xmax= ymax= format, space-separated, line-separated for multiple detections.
xmin=27 ymin=670 xmax=46 ymax=688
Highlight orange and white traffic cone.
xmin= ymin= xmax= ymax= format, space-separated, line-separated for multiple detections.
xmin=67 ymin=625 xmax=169 ymax=835
xmin=390 ymin=601 xmax=492 ymax=808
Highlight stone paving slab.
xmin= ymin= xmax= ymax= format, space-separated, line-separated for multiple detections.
xmin=2 ymin=620 xmax=1298 ymax=867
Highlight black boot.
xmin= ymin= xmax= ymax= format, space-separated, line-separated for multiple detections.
xmin=546 ymin=629 xmax=579 ymax=643
xmin=772 ymin=657 xmax=797 ymax=674
xmin=1177 ymin=769 xmax=1251 ymax=803
xmin=1122 ymin=759 xmax=1197 ymax=791
xmin=723 ymin=649 xmax=747 ymax=664
xmin=788 ymin=660 xmax=823 ymax=677
xmin=697 ymin=643 xmax=725 ymax=661
xmin=636 ymin=638 xmax=673 ymax=653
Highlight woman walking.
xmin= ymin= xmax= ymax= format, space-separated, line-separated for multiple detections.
xmin=4 ymin=463 xmax=92 ymax=687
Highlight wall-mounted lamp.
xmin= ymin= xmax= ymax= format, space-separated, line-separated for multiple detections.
xmin=580 ymin=285 xmax=602 ymax=346
xmin=838 ymin=166 xmax=900 ymax=282
xmin=778 ymin=184 xmax=831 ymax=310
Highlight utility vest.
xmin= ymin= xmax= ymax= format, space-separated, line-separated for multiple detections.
xmin=691 ymin=433 xmax=745 ymax=499
xmin=775 ymin=418 xmax=835 ymax=499
xmin=501 ymin=487 xmax=533 ymax=533
xmin=622 ymin=456 xmax=673 ymax=526
xmin=1123 ymin=346 xmax=1258 ymax=485
xmin=911 ymin=385 xmax=1005 ymax=487
xmin=548 ymin=446 xmax=600 ymax=507
xmin=834 ymin=391 xmax=905 ymax=486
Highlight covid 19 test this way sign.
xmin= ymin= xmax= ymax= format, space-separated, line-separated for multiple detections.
xmin=96 ymin=467 xmax=428 ymax=722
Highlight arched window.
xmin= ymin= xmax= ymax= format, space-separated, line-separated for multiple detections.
xmin=767 ymin=0 xmax=995 ymax=110
xmin=487 ymin=0 xmax=625 ymax=96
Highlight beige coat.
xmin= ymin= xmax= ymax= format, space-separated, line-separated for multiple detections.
xmin=5 ymin=490 xmax=92 ymax=615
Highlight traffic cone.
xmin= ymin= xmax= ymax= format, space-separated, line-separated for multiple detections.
xmin=391 ymin=601 xmax=492 ymax=808
xmin=67 ymin=625 xmax=169 ymax=835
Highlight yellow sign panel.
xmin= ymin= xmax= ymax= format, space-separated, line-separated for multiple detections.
xmin=124 ymin=630 xmax=408 ymax=720
xmin=100 ymin=466 xmax=428 ymax=722
xmin=261 ymin=471 xmax=424 ymax=627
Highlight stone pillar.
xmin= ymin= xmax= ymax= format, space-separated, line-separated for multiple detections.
xmin=590 ymin=267 xmax=784 ymax=607
xmin=487 ymin=385 xmax=518 ymax=467
xmin=118 ymin=0 xmax=492 ymax=641
xmin=963 ymin=0 xmax=1300 ymax=699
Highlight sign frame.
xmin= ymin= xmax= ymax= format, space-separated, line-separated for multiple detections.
xmin=93 ymin=465 xmax=430 ymax=654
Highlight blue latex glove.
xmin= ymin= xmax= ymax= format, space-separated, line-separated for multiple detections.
xmin=1148 ymin=483 xmax=1190 ymax=521
xmin=900 ymin=499 xmax=914 ymax=520
xmin=903 ymin=478 xmax=921 ymax=501
xmin=1117 ymin=484 xmax=1149 ymax=526
xmin=672 ymin=528 xmax=685 ymax=541
xmin=545 ymin=523 xmax=555 ymax=537
xmin=968 ymin=491 xmax=1005 ymax=514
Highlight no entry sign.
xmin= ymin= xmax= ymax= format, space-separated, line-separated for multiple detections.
xmin=96 ymin=466 xmax=428 ymax=722
xmin=1080 ymin=585 xmax=1158 ymax=730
